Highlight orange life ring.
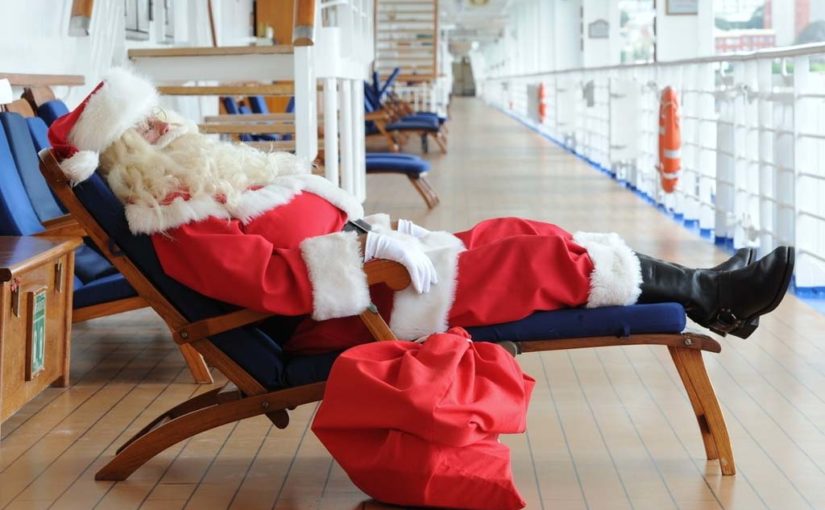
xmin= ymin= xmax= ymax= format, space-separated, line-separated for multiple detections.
xmin=538 ymin=83 xmax=547 ymax=123
xmin=658 ymin=86 xmax=681 ymax=193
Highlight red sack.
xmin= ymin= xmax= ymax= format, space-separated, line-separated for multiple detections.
xmin=312 ymin=328 xmax=535 ymax=510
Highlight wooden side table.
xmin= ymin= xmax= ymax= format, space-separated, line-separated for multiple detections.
xmin=0 ymin=236 xmax=80 ymax=430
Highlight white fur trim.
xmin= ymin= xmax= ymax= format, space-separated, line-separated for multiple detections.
xmin=389 ymin=230 xmax=465 ymax=339
xmin=229 ymin=174 xmax=364 ymax=224
xmin=226 ymin=179 xmax=305 ymax=223
xmin=61 ymin=150 xmax=98 ymax=184
xmin=124 ymin=195 xmax=229 ymax=235
xmin=70 ymin=67 xmax=158 ymax=152
xmin=300 ymin=231 xmax=370 ymax=321
xmin=295 ymin=174 xmax=365 ymax=219
xmin=362 ymin=213 xmax=392 ymax=232
xmin=573 ymin=232 xmax=642 ymax=308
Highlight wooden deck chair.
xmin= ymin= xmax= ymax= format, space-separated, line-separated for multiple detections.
xmin=39 ymin=147 xmax=735 ymax=481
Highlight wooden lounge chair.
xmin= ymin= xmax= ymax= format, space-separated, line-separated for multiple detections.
xmin=38 ymin=147 xmax=735 ymax=481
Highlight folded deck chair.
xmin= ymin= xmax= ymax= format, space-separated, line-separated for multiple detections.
xmin=364 ymin=86 xmax=447 ymax=154
xmin=365 ymin=152 xmax=440 ymax=208
xmin=0 ymin=111 xmax=212 ymax=384
xmin=39 ymin=147 xmax=735 ymax=481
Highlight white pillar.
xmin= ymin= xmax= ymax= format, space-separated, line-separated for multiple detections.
xmin=294 ymin=46 xmax=318 ymax=164
xmin=351 ymin=80 xmax=366 ymax=202
xmin=339 ymin=79 xmax=354 ymax=195
xmin=323 ymin=78 xmax=339 ymax=186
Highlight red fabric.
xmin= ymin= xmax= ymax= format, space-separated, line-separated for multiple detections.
xmin=286 ymin=217 xmax=594 ymax=354
xmin=449 ymin=217 xmax=594 ymax=326
xmin=152 ymin=192 xmax=347 ymax=315
xmin=312 ymin=328 xmax=534 ymax=510
xmin=47 ymin=82 xmax=103 ymax=161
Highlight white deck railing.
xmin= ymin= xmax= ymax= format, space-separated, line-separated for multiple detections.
xmin=481 ymin=43 xmax=825 ymax=292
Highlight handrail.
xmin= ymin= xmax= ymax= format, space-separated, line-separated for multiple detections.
xmin=0 ymin=73 xmax=84 ymax=87
xmin=485 ymin=41 xmax=825 ymax=81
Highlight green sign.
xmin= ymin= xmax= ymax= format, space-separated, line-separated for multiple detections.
xmin=30 ymin=290 xmax=46 ymax=377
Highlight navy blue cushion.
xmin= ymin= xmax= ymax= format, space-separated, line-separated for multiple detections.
xmin=366 ymin=152 xmax=419 ymax=160
xmin=366 ymin=157 xmax=429 ymax=175
xmin=387 ymin=119 xmax=440 ymax=131
xmin=26 ymin=116 xmax=50 ymax=153
xmin=73 ymin=272 xmax=138 ymax=308
xmin=74 ymin=245 xmax=120 ymax=284
xmin=0 ymin=127 xmax=43 ymax=236
xmin=1 ymin=112 xmax=64 ymax=222
xmin=37 ymin=100 xmax=69 ymax=126
xmin=465 ymin=303 xmax=686 ymax=342
xmin=73 ymin=174 xmax=292 ymax=390
xmin=221 ymin=97 xmax=240 ymax=114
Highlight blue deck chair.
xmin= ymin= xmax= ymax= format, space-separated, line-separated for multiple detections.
xmin=371 ymin=68 xmax=447 ymax=126
xmin=220 ymin=97 xmax=282 ymax=142
xmin=364 ymin=86 xmax=447 ymax=154
xmin=39 ymin=146 xmax=736 ymax=482
xmin=0 ymin=111 xmax=147 ymax=322
xmin=0 ymin=111 xmax=211 ymax=383
xmin=365 ymin=152 xmax=440 ymax=208
xmin=37 ymin=99 xmax=69 ymax=126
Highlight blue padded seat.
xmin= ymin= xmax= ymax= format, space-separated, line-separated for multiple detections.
xmin=465 ymin=303 xmax=686 ymax=342
xmin=73 ymin=272 xmax=139 ymax=308
xmin=247 ymin=96 xmax=269 ymax=114
xmin=386 ymin=119 xmax=440 ymax=131
xmin=366 ymin=152 xmax=419 ymax=160
xmin=37 ymin=99 xmax=69 ymax=126
xmin=366 ymin=156 xmax=430 ymax=175
xmin=27 ymin=116 xmax=51 ymax=153
xmin=1 ymin=113 xmax=64 ymax=222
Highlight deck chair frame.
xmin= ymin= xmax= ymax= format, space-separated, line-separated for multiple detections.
xmin=39 ymin=148 xmax=734 ymax=482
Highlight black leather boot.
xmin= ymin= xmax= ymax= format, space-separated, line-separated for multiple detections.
xmin=710 ymin=247 xmax=756 ymax=271
xmin=637 ymin=246 xmax=795 ymax=339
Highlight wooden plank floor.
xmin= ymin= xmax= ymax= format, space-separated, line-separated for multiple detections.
xmin=3 ymin=98 xmax=825 ymax=509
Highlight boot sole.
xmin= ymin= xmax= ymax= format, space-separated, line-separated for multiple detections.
xmin=711 ymin=246 xmax=795 ymax=339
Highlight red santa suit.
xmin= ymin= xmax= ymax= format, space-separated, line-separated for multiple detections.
xmin=47 ymin=68 xmax=644 ymax=355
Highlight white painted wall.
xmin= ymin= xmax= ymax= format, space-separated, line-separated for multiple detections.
xmin=0 ymin=0 xmax=253 ymax=108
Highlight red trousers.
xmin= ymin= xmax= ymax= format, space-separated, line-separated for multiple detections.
xmin=287 ymin=218 xmax=594 ymax=354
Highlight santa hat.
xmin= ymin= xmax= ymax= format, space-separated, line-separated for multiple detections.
xmin=48 ymin=67 xmax=159 ymax=184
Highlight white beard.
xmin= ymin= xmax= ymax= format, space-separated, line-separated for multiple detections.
xmin=99 ymin=121 xmax=310 ymax=210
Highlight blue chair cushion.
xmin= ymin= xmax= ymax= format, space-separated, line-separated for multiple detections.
xmin=74 ymin=245 xmax=120 ymax=284
xmin=387 ymin=119 xmax=440 ymax=131
xmin=37 ymin=100 xmax=69 ymax=126
xmin=0 ymin=126 xmax=43 ymax=236
xmin=366 ymin=156 xmax=430 ymax=175
xmin=465 ymin=303 xmax=686 ymax=342
xmin=1 ymin=112 xmax=64 ymax=222
xmin=248 ymin=96 xmax=269 ymax=114
xmin=366 ymin=152 xmax=420 ymax=160
xmin=73 ymin=272 xmax=138 ymax=309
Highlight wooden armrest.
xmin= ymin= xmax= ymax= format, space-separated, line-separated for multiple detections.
xmin=203 ymin=113 xmax=296 ymax=123
xmin=174 ymin=259 xmax=411 ymax=344
xmin=364 ymin=111 xmax=390 ymax=121
xmin=199 ymin=123 xmax=296 ymax=135
xmin=36 ymin=214 xmax=86 ymax=238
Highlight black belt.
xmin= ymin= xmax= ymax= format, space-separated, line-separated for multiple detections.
xmin=342 ymin=218 xmax=373 ymax=234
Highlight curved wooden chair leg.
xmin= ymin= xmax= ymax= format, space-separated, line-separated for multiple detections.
xmin=179 ymin=343 xmax=213 ymax=384
xmin=408 ymin=176 xmax=440 ymax=209
xmin=669 ymin=346 xmax=735 ymax=475
xmin=96 ymin=382 xmax=326 ymax=481
xmin=433 ymin=132 xmax=447 ymax=154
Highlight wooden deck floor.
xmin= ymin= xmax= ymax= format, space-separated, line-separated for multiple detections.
xmin=3 ymin=98 xmax=825 ymax=509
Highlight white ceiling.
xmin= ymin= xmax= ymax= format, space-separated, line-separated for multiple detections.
xmin=440 ymin=0 xmax=512 ymax=44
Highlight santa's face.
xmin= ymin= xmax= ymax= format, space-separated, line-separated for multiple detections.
xmin=135 ymin=117 xmax=170 ymax=144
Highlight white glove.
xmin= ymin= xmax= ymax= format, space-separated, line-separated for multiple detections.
xmin=364 ymin=232 xmax=438 ymax=294
xmin=397 ymin=219 xmax=431 ymax=239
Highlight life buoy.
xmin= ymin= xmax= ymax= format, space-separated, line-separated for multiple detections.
xmin=658 ymin=86 xmax=681 ymax=193
xmin=538 ymin=83 xmax=547 ymax=123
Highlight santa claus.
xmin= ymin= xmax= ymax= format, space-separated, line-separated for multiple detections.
xmin=47 ymin=68 xmax=795 ymax=354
